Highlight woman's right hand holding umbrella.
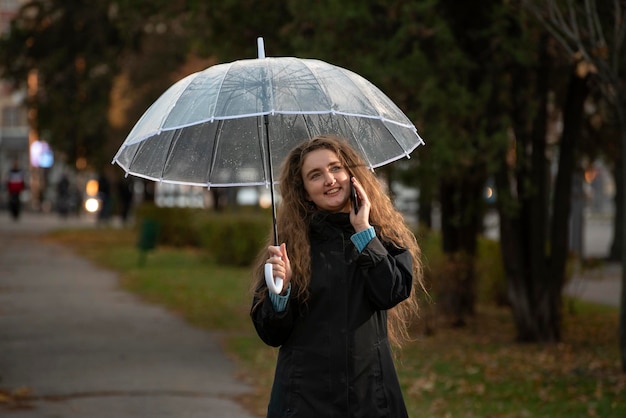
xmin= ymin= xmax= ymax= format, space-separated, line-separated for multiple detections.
xmin=265 ymin=243 xmax=291 ymax=295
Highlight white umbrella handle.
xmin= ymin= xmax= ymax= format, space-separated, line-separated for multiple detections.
xmin=264 ymin=263 xmax=283 ymax=294
xmin=257 ymin=37 xmax=265 ymax=59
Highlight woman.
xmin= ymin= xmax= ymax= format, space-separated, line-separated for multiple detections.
xmin=251 ymin=135 xmax=424 ymax=418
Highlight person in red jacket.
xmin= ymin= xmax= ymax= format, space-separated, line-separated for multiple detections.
xmin=251 ymin=135 xmax=425 ymax=418
xmin=6 ymin=160 xmax=26 ymax=220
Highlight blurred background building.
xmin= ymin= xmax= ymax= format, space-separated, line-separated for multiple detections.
xmin=0 ymin=0 xmax=29 ymax=211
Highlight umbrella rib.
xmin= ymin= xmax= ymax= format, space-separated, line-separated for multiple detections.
xmin=298 ymin=59 xmax=335 ymax=112
xmin=299 ymin=113 xmax=313 ymax=139
xmin=159 ymin=128 xmax=184 ymax=181
xmin=210 ymin=62 xmax=234 ymax=120
xmin=378 ymin=120 xmax=418 ymax=161
xmin=207 ymin=120 xmax=225 ymax=187
xmin=345 ymin=114 xmax=376 ymax=169
xmin=125 ymin=136 xmax=159 ymax=176
xmin=157 ymin=74 xmax=197 ymax=132
xmin=112 ymin=142 xmax=139 ymax=172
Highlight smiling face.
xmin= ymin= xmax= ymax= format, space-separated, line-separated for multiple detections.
xmin=301 ymin=148 xmax=352 ymax=213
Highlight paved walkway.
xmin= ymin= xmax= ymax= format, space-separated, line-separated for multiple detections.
xmin=0 ymin=211 xmax=256 ymax=418
xmin=565 ymin=214 xmax=622 ymax=308
xmin=566 ymin=262 xmax=622 ymax=307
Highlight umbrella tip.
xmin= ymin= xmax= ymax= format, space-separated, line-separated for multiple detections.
xmin=257 ymin=37 xmax=265 ymax=59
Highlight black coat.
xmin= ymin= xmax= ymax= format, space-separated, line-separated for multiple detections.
xmin=251 ymin=212 xmax=413 ymax=418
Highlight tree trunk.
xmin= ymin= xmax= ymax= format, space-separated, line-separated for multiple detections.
xmin=499 ymin=43 xmax=588 ymax=342
xmin=499 ymin=34 xmax=551 ymax=342
xmin=415 ymin=149 xmax=436 ymax=229
xmin=437 ymin=175 xmax=485 ymax=326
xmin=614 ymin=101 xmax=626 ymax=373
xmin=610 ymin=158 xmax=623 ymax=261
xmin=418 ymin=188 xmax=433 ymax=229
xmin=510 ymin=63 xmax=588 ymax=342
xmin=546 ymin=66 xmax=589 ymax=341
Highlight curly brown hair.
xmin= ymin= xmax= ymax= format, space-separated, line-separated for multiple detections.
xmin=253 ymin=134 xmax=423 ymax=347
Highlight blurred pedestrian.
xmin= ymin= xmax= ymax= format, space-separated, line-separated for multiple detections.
xmin=56 ymin=173 xmax=71 ymax=218
xmin=6 ymin=160 xmax=26 ymax=221
xmin=117 ymin=177 xmax=134 ymax=224
xmin=250 ymin=135 xmax=424 ymax=418
xmin=97 ymin=173 xmax=112 ymax=224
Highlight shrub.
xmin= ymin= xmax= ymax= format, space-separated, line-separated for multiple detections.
xmin=475 ymin=236 xmax=507 ymax=305
xmin=134 ymin=203 xmax=203 ymax=247
xmin=197 ymin=212 xmax=272 ymax=266
xmin=416 ymin=228 xmax=507 ymax=312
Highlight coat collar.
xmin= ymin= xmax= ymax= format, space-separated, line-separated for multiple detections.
xmin=309 ymin=211 xmax=353 ymax=241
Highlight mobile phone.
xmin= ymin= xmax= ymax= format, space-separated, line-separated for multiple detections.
xmin=350 ymin=184 xmax=359 ymax=214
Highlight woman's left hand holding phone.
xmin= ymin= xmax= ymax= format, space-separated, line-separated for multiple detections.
xmin=350 ymin=177 xmax=372 ymax=233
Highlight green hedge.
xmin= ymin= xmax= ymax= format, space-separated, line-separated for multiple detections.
xmin=197 ymin=212 xmax=272 ymax=266
xmin=417 ymin=227 xmax=506 ymax=306
xmin=133 ymin=204 xmax=505 ymax=303
xmin=134 ymin=203 xmax=202 ymax=247
xmin=475 ymin=236 xmax=507 ymax=305
xmin=134 ymin=204 xmax=272 ymax=266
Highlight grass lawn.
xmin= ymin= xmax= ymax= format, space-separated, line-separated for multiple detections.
xmin=47 ymin=227 xmax=626 ymax=418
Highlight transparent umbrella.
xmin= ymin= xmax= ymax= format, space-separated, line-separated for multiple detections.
xmin=113 ymin=38 xmax=425 ymax=292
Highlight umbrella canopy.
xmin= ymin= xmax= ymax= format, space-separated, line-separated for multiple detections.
xmin=112 ymin=42 xmax=424 ymax=188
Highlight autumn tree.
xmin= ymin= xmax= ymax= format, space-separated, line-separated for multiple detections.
xmin=0 ymin=0 xmax=123 ymax=167
xmin=524 ymin=0 xmax=626 ymax=368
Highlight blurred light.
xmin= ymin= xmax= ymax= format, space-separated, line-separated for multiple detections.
xmin=76 ymin=157 xmax=87 ymax=170
xmin=86 ymin=179 xmax=98 ymax=196
xmin=30 ymin=140 xmax=54 ymax=168
xmin=584 ymin=169 xmax=597 ymax=183
xmin=485 ymin=187 xmax=493 ymax=200
xmin=85 ymin=198 xmax=99 ymax=213
xmin=237 ymin=187 xmax=258 ymax=205
xmin=259 ymin=192 xmax=272 ymax=209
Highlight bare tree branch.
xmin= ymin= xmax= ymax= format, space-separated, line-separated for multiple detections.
xmin=523 ymin=0 xmax=624 ymax=106
xmin=613 ymin=0 xmax=626 ymax=71
xmin=525 ymin=0 xmax=576 ymax=55
xmin=567 ymin=0 xmax=582 ymax=42
xmin=586 ymin=0 xmax=603 ymax=48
